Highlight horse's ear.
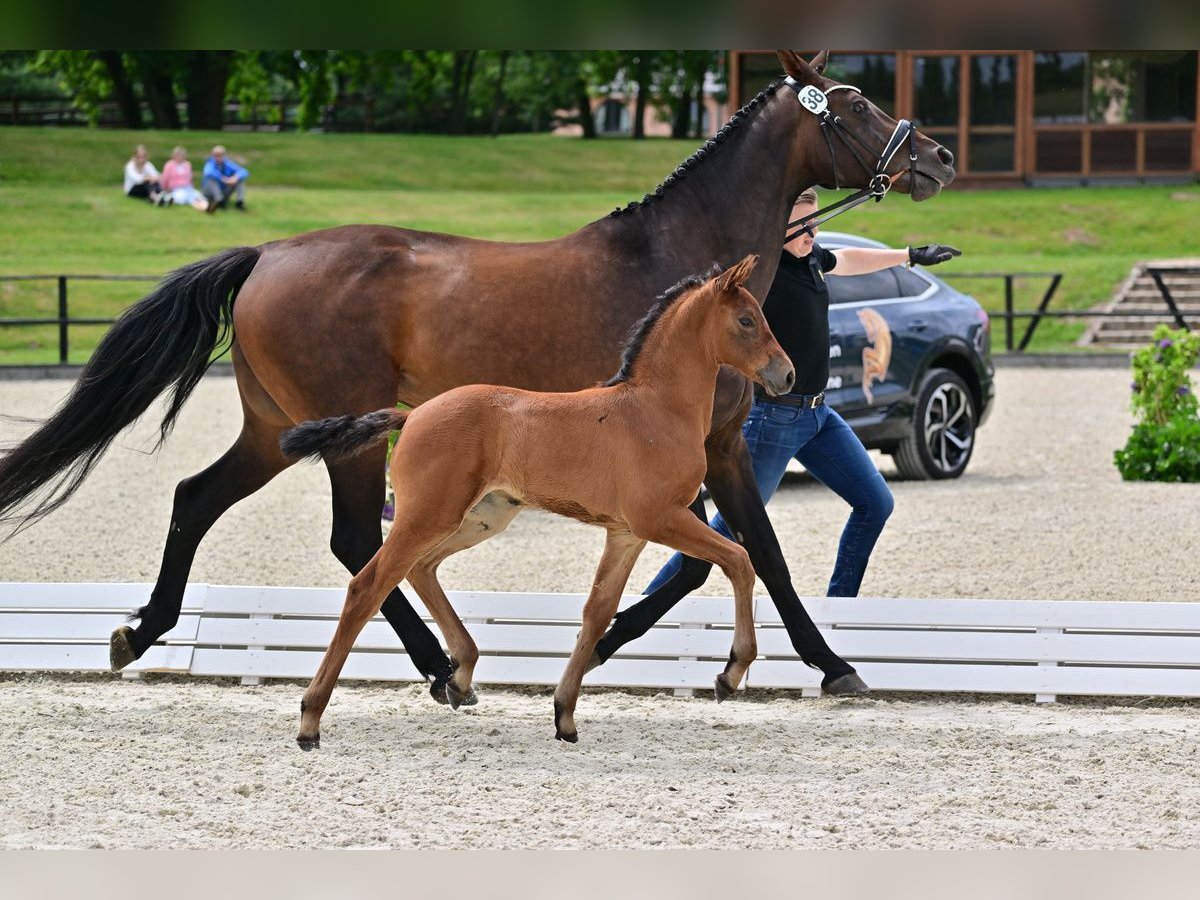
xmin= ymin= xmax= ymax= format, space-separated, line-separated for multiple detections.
xmin=810 ymin=51 xmax=829 ymax=74
xmin=778 ymin=51 xmax=821 ymax=87
xmin=716 ymin=254 xmax=759 ymax=294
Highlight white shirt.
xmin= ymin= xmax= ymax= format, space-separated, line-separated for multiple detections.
xmin=123 ymin=159 xmax=160 ymax=194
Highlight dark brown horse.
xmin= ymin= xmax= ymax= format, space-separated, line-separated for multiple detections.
xmin=281 ymin=254 xmax=793 ymax=746
xmin=0 ymin=51 xmax=954 ymax=701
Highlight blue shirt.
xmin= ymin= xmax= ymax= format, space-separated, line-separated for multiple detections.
xmin=202 ymin=157 xmax=249 ymax=183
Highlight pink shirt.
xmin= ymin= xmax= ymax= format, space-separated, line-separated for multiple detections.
xmin=160 ymin=159 xmax=194 ymax=192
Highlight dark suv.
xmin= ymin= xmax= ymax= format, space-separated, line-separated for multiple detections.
xmin=819 ymin=231 xmax=994 ymax=479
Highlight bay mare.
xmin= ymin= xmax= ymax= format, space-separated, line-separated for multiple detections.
xmin=281 ymin=256 xmax=795 ymax=746
xmin=0 ymin=52 xmax=955 ymax=704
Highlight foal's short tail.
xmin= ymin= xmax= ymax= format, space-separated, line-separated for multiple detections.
xmin=280 ymin=408 xmax=408 ymax=463
xmin=0 ymin=246 xmax=261 ymax=537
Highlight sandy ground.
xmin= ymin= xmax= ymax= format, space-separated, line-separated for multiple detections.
xmin=1 ymin=367 xmax=1199 ymax=849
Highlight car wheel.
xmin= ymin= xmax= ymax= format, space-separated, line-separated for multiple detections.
xmin=892 ymin=368 xmax=976 ymax=480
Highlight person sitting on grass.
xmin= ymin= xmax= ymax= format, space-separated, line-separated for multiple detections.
xmin=159 ymin=147 xmax=210 ymax=212
xmin=123 ymin=145 xmax=164 ymax=205
xmin=201 ymin=145 xmax=250 ymax=213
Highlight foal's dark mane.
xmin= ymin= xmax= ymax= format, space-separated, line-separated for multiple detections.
xmin=603 ymin=263 xmax=724 ymax=387
xmin=609 ymin=80 xmax=786 ymax=217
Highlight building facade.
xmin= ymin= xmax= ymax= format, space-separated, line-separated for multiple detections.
xmin=729 ymin=51 xmax=1200 ymax=185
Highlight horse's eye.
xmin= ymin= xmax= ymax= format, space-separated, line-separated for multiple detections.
xmin=738 ymin=316 xmax=754 ymax=328
xmin=853 ymin=100 xmax=867 ymax=115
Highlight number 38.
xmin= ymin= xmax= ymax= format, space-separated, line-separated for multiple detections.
xmin=798 ymin=86 xmax=828 ymax=114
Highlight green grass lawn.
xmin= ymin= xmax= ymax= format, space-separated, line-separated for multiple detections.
xmin=2 ymin=125 xmax=1198 ymax=362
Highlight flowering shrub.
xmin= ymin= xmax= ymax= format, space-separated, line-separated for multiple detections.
xmin=1114 ymin=325 xmax=1200 ymax=482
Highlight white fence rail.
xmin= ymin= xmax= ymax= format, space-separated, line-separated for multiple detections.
xmin=3 ymin=582 xmax=1200 ymax=703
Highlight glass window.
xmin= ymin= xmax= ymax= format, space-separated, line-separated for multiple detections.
xmin=738 ymin=53 xmax=784 ymax=106
xmin=1144 ymin=51 xmax=1198 ymax=123
xmin=827 ymin=269 xmax=902 ymax=306
xmin=1036 ymin=51 xmax=1197 ymax=126
xmin=1034 ymin=52 xmax=1087 ymax=123
xmin=914 ymin=56 xmax=960 ymax=127
xmin=969 ymin=133 xmax=1015 ymax=172
xmin=970 ymin=55 xmax=1016 ymax=125
xmin=895 ymin=267 xmax=932 ymax=297
xmin=823 ymin=53 xmax=897 ymax=115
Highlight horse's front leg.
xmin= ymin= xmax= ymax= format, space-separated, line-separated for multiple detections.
xmin=703 ymin=427 xmax=868 ymax=695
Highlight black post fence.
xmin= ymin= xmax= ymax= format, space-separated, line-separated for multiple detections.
xmin=1 ymin=270 xmax=1197 ymax=366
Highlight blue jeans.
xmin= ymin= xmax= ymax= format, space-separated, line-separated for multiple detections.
xmin=645 ymin=400 xmax=894 ymax=597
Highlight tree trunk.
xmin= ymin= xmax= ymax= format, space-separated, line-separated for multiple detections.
xmin=632 ymin=53 xmax=650 ymax=139
xmin=691 ymin=57 xmax=708 ymax=139
xmin=95 ymin=51 xmax=141 ymax=129
xmin=133 ymin=53 xmax=181 ymax=130
xmin=489 ymin=50 xmax=510 ymax=137
xmin=448 ymin=50 xmax=478 ymax=135
xmin=575 ymin=76 xmax=596 ymax=139
xmin=183 ymin=51 xmax=234 ymax=130
xmin=671 ymin=84 xmax=692 ymax=139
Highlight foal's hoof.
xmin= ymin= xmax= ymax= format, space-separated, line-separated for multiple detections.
xmin=446 ymin=681 xmax=478 ymax=711
xmin=296 ymin=733 xmax=320 ymax=751
xmin=109 ymin=626 xmax=137 ymax=672
xmin=553 ymin=699 xmax=577 ymax=743
xmin=714 ymin=672 xmax=735 ymax=703
xmin=822 ymin=671 xmax=870 ymax=696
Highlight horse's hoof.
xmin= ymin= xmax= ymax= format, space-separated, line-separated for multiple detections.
xmin=583 ymin=650 xmax=603 ymax=674
xmin=109 ymin=626 xmax=137 ymax=672
xmin=555 ymin=728 xmax=578 ymax=744
xmin=714 ymin=672 xmax=735 ymax=703
xmin=296 ymin=734 xmax=320 ymax=751
xmin=822 ymin=671 xmax=870 ymax=696
xmin=429 ymin=676 xmax=451 ymax=705
xmin=445 ymin=680 xmax=478 ymax=710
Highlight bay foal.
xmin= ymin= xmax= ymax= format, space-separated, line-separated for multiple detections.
xmin=281 ymin=255 xmax=794 ymax=746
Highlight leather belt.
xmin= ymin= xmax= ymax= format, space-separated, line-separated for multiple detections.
xmin=756 ymin=390 xmax=825 ymax=409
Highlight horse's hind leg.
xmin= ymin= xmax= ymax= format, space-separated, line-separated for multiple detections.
xmin=325 ymin=452 xmax=457 ymax=700
xmin=407 ymin=492 xmax=524 ymax=708
xmin=298 ymin=475 xmax=486 ymax=749
xmin=553 ymin=529 xmax=645 ymax=743
xmin=111 ymin=416 xmax=291 ymax=668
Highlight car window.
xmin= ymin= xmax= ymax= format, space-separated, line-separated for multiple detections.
xmin=827 ymin=267 xmax=902 ymax=305
xmin=895 ymin=266 xmax=932 ymax=297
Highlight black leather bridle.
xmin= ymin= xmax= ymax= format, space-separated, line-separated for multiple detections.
xmin=783 ymin=76 xmax=921 ymax=243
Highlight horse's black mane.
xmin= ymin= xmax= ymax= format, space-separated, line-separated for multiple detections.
xmin=604 ymin=262 xmax=725 ymax=387
xmin=609 ymin=79 xmax=786 ymax=217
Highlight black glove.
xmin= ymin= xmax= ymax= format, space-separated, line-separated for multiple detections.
xmin=908 ymin=244 xmax=961 ymax=266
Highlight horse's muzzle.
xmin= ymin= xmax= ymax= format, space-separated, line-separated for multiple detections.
xmin=757 ymin=357 xmax=795 ymax=397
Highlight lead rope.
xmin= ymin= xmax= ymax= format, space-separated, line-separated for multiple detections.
xmin=783 ymin=77 xmax=921 ymax=242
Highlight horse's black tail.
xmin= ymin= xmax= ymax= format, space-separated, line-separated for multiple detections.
xmin=280 ymin=408 xmax=408 ymax=463
xmin=0 ymin=246 xmax=261 ymax=537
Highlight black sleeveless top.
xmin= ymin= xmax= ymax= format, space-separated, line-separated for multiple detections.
xmin=761 ymin=245 xmax=838 ymax=396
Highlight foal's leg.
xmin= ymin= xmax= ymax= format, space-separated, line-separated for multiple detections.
xmin=111 ymin=418 xmax=291 ymax=667
xmin=325 ymin=452 xmax=456 ymax=700
xmin=297 ymin=485 xmax=483 ymax=749
xmin=553 ymin=529 xmax=646 ymax=743
xmin=407 ymin=492 xmax=524 ymax=709
xmin=638 ymin=506 xmax=758 ymax=701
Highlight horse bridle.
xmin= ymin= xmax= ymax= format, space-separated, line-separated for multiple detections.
xmin=783 ymin=76 xmax=921 ymax=243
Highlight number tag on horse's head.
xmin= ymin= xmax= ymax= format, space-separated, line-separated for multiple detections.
xmin=796 ymin=85 xmax=828 ymax=115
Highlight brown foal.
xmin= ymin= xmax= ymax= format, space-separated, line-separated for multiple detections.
xmin=281 ymin=254 xmax=794 ymax=747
